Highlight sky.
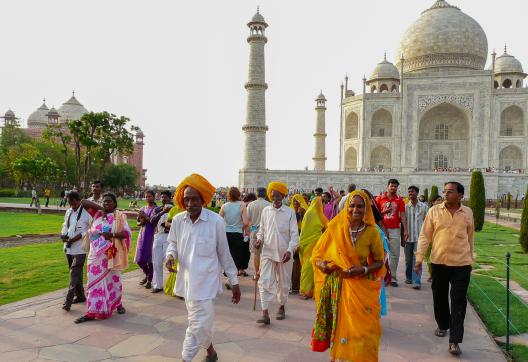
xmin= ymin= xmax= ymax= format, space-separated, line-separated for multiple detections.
xmin=1 ymin=0 xmax=527 ymax=187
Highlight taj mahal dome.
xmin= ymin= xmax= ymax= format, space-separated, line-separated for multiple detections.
xmin=238 ymin=1 xmax=528 ymax=198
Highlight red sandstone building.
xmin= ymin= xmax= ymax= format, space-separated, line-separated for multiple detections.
xmin=2 ymin=92 xmax=146 ymax=187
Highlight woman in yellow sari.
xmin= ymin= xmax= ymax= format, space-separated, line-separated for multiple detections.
xmin=298 ymin=197 xmax=327 ymax=299
xmin=290 ymin=194 xmax=309 ymax=294
xmin=311 ymin=190 xmax=385 ymax=362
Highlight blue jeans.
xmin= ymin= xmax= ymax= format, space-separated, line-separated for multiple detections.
xmin=404 ymin=242 xmax=421 ymax=285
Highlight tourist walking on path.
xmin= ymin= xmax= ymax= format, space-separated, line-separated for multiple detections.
xmin=165 ymin=173 xmax=240 ymax=362
xmin=415 ymin=182 xmax=474 ymax=356
xmin=30 ymin=187 xmax=38 ymax=207
xmin=219 ymin=187 xmax=250 ymax=277
xmin=404 ymin=185 xmax=428 ymax=289
xmin=44 ymin=187 xmax=51 ymax=207
xmin=247 ymin=187 xmax=270 ymax=280
xmin=87 ymin=180 xmax=104 ymax=206
xmin=75 ymin=192 xmax=131 ymax=323
xmin=135 ymin=190 xmax=157 ymax=289
xmin=298 ymin=196 xmax=327 ymax=299
xmin=60 ymin=191 xmax=90 ymax=311
xmin=290 ymin=194 xmax=309 ymax=294
xmin=337 ymin=183 xmax=356 ymax=212
xmin=375 ymin=178 xmax=408 ymax=287
xmin=255 ymin=182 xmax=299 ymax=324
xmin=311 ymin=190 xmax=385 ymax=361
xmin=150 ymin=190 xmax=173 ymax=293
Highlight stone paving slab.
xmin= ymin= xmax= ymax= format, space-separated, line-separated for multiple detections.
xmin=0 ymin=255 xmax=505 ymax=361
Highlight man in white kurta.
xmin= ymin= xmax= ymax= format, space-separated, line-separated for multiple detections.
xmin=165 ymin=176 xmax=240 ymax=362
xmin=255 ymin=182 xmax=299 ymax=323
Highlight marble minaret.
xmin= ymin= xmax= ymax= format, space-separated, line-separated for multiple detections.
xmin=242 ymin=8 xmax=268 ymax=170
xmin=313 ymin=91 xmax=327 ymax=170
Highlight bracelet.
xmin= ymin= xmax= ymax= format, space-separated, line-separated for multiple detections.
xmin=112 ymin=232 xmax=116 ymax=238
xmin=363 ymin=266 xmax=368 ymax=275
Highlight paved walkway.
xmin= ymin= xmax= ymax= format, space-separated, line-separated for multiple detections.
xmin=0 ymin=254 xmax=505 ymax=362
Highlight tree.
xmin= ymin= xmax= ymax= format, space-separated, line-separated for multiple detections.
xmin=429 ymin=185 xmax=438 ymax=204
xmin=103 ymin=164 xmax=139 ymax=193
xmin=423 ymin=188 xmax=429 ymax=204
xmin=520 ymin=185 xmax=528 ymax=253
xmin=506 ymin=192 xmax=512 ymax=211
xmin=468 ymin=170 xmax=485 ymax=232
xmin=43 ymin=124 xmax=72 ymax=185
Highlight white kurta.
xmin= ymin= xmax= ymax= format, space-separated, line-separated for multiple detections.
xmin=256 ymin=204 xmax=299 ymax=310
xmin=166 ymin=208 xmax=239 ymax=361
xmin=152 ymin=213 xmax=169 ymax=289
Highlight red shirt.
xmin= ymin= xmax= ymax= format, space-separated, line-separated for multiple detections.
xmin=375 ymin=193 xmax=405 ymax=229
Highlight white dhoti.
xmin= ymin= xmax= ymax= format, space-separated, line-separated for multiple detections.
xmin=152 ymin=234 xmax=168 ymax=289
xmin=258 ymin=257 xmax=293 ymax=310
xmin=182 ymin=298 xmax=215 ymax=361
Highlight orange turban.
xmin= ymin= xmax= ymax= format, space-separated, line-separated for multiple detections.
xmin=267 ymin=181 xmax=288 ymax=201
xmin=174 ymin=173 xmax=216 ymax=209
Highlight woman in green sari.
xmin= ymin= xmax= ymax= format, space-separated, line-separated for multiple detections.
xmin=299 ymin=197 xmax=328 ymax=299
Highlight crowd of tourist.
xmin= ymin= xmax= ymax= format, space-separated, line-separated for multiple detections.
xmin=58 ymin=175 xmax=475 ymax=361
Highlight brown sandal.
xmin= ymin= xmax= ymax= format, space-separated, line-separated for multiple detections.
xmin=434 ymin=328 xmax=447 ymax=337
xmin=448 ymin=343 xmax=461 ymax=356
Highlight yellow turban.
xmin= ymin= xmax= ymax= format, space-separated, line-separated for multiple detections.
xmin=174 ymin=173 xmax=216 ymax=209
xmin=340 ymin=190 xmax=376 ymax=226
xmin=290 ymin=194 xmax=309 ymax=212
xmin=267 ymin=181 xmax=288 ymax=201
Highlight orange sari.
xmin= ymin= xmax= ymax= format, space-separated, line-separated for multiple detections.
xmin=311 ymin=190 xmax=384 ymax=362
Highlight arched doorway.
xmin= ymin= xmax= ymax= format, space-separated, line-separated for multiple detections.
xmin=371 ymin=109 xmax=392 ymax=137
xmin=345 ymin=112 xmax=359 ymax=139
xmin=418 ymin=103 xmax=469 ymax=170
xmin=370 ymin=146 xmax=391 ymax=170
xmin=500 ymin=106 xmax=524 ymax=136
xmin=499 ymin=145 xmax=523 ymax=171
xmin=344 ymin=147 xmax=358 ymax=171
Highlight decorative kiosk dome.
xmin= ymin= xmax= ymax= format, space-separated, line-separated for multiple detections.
xmin=490 ymin=46 xmax=526 ymax=89
xmin=397 ymin=0 xmax=488 ymax=73
xmin=58 ymin=92 xmax=88 ymax=122
xmin=367 ymin=54 xmax=400 ymax=93
xmin=27 ymin=100 xmax=49 ymax=128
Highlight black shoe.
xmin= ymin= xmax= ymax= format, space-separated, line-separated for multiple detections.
xmin=145 ymin=282 xmax=152 ymax=289
xmin=62 ymin=304 xmax=71 ymax=312
xmin=151 ymin=288 xmax=163 ymax=293
xmin=74 ymin=315 xmax=95 ymax=324
xmin=72 ymin=297 xmax=86 ymax=304
xmin=117 ymin=305 xmax=126 ymax=314
xmin=256 ymin=316 xmax=271 ymax=325
xmin=203 ymin=352 xmax=218 ymax=362
xmin=390 ymin=281 xmax=399 ymax=287
xmin=139 ymin=277 xmax=147 ymax=285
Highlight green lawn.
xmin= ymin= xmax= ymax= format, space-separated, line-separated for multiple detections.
xmin=468 ymin=222 xmax=528 ymax=361
xmin=0 ymin=212 xmax=65 ymax=237
xmin=0 ymin=232 xmax=139 ymax=306
xmin=0 ymin=197 xmax=147 ymax=210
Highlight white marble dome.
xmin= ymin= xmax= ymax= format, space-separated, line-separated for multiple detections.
xmin=493 ymin=51 xmax=524 ymax=74
xmin=27 ymin=100 xmax=49 ymax=128
xmin=369 ymin=57 xmax=400 ymax=81
xmin=397 ymin=0 xmax=488 ymax=73
xmin=58 ymin=93 xmax=88 ymax=122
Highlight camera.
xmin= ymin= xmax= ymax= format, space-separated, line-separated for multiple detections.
xmin=61 ymin=235 xmax=72 ymax=249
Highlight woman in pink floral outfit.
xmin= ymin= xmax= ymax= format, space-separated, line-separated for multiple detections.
xmin=75 ymin=192 xmax=131 ymax=324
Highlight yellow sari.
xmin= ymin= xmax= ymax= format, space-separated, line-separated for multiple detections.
xmin=164 ymin=206 xmax=182 ymax=297
xmin=299 ymin=197 xmax=327 ymax=297
xmin=311 ymin=191 xmax=384 ymax=362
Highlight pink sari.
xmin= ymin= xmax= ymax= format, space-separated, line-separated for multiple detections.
xmin=85 ymin=210 xmax=131 ymax=319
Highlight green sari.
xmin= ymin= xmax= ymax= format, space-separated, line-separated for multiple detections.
xmin=299 ymin=197 xmax=328 ymax=297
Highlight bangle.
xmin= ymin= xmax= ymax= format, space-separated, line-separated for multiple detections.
xmin=363 ymin=266 xmax=368 ymax=275
xmin=112 ymin=232 xmax=116 ymax=238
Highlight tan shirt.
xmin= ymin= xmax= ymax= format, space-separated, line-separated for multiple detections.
xmin=416 ymin=202 xmax=474 ymax=266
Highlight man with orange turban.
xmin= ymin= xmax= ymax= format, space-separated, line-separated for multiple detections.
xmin=255 ymin=182 xmax=299 ymax=324
xmin=165 ymin=174 xmax=241 ymax=362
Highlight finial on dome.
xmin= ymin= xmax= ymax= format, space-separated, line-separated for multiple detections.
xmin=43 ymin=97 xmax=46 ymax=103
xmin=504 ymin=43 xmax=507 ymax=54
xmin=383 ymin=51 xmax=387 ymax=61
xmin=257 ymin=5 xmax=259 ymax=13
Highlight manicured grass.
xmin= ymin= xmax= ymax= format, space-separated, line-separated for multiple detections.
xmin=0 ymin=232 xmax=139 ymax=306
xmin=0 ymin=197 xmax=147 ymax=210
xmin=511 ymin=345 xmax=528 ymax=362
xmin=0 ymin=212 xmax=65 ymax=237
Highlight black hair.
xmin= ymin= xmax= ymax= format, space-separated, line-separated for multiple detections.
xmin=431 ymin=194 xmax=443 ymax=202
xmin=160 ymin=190 xmax=172 ymax=198
xmin=257 ymin=187 xmax=267 ymax=198
xmin=102 ymin=192 xmax=118 ymax=207
xmin=92 ymin=180 xmax=103 ymax=187
xmin=444 ymin=181 xmax=464 ymax=195
xmin=408 ymin=185 xmax=419 ymax=193
xmin=323 ymin=191 xmax=332 ymax=199
xmin=67 ymin=191 xmax=80 ymax=201
xmin=145 ymin=190 xmax=155 ymax=197
xmin=347 ymin=184 xmax=356 ymax=193
xmin=387 ymin=179 xmax=400 ymax=186
xmin=315 ymin=187 xmax=324 ymax=194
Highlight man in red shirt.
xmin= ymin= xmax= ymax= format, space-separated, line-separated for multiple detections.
xmin=376 ymin=179 xmax=408 ymax=287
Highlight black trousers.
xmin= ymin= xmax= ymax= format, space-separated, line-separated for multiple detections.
xmin=431 ymin=263 xmax=472 ymax=343
xmin=65 ymin=254 xmax=86 ymax=306
xmin=226 ymin=232 xmax=250 ymax=270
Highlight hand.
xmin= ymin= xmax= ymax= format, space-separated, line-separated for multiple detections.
xmin=163 ymin=205 xmax=172 ymax=213
xmin=401 ymin=239 xmax=406 ymax=247
xmin=101 ymin=232 xmax=113 ymax=240
xmin=404 ymin=231 xmax=409 ymax=241
xmin=342 ymin=266 xmax=365 ymax=278
xmin=317 ymin=261 xmax=341 ymax=274
xmin=254 ymin=239 xmax=262 ymax=249
xmin=231 ymin=284 xmax=241 ymax=304
xmin=282 ymin=251 xmax=292 ymax=263
xmin=165 ymin=255 xmax=176 ymax=272
xmin=414 ymin=261 xmax=422 ymax=276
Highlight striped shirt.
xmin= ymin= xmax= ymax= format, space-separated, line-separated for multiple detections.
xmin=405 ymin=201 xmax=428 ymax=243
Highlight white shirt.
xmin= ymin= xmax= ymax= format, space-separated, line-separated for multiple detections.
xmin=247 ymin=197 xmax=271 ymax=228
xmin=154 ymin=213 xmax=169 ymax=244
xmin=405 ymin=201 xmax=429 ymax=243
xmin=31 ymin=189 xmax=37 ymax=198
xmin=87 ymin=195 xmax=103 ymax=206
xmin=166 ymin=208 xmax=238 ymax=301
xmin=256 ymin=204 xmax=300 ymax=262
xmin=60 ymin=207 xmax=91 ymax=255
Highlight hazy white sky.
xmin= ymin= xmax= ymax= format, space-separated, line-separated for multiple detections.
xmin=1 ymin=0 xmax=527 ymax=187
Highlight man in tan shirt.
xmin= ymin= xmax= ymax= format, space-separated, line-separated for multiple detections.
xmin=415 ymin=181 xmax=474 ymax=357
